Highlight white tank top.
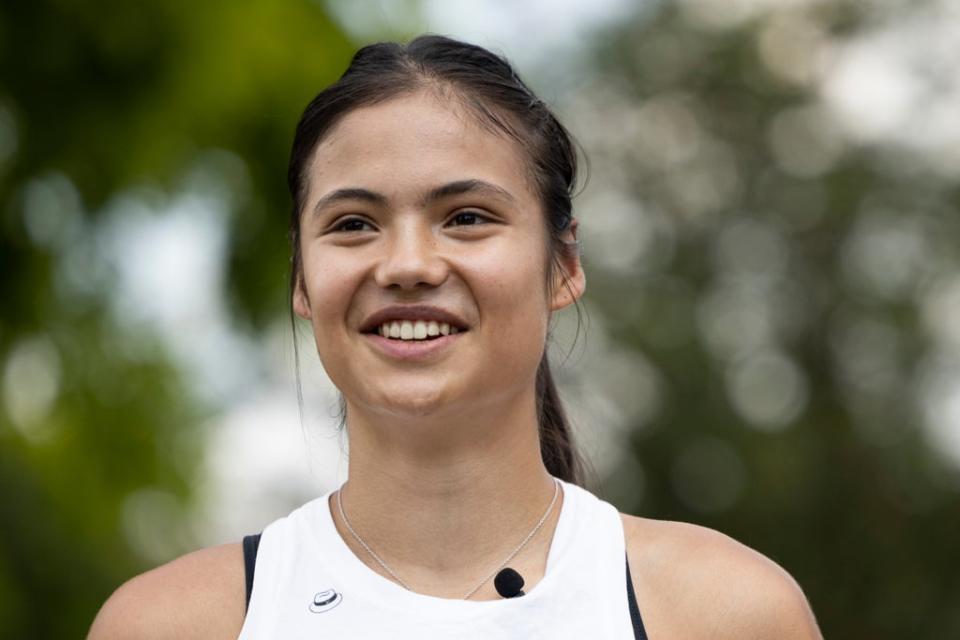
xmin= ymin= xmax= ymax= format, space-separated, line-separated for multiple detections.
xmin=238 ymin=478 xmax=638 ymax=639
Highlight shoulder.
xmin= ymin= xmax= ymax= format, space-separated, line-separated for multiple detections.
xmin=87 ymin=542 xmax=246 ymax=640
xmin=620 ymin=514 xmax=822 ymax=639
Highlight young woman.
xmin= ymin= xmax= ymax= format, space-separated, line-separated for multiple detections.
xmin=89 ymin=35 xmax=822 ymax=639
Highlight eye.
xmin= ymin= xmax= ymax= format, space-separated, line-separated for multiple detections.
xmin=330 ymin=217 xmax=375 ymax=233
xmin=447 ymin=210 xmax=492 ymax=227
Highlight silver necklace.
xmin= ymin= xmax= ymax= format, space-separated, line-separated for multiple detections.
xmin=336 ymin=478 xmax=561 ymax=600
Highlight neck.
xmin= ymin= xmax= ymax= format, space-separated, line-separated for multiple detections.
xmin=330 ymin=388 xmax=564 ymax=598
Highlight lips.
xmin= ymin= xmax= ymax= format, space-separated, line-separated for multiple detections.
xmin=363 ymin=331 xmax=464 ymax=362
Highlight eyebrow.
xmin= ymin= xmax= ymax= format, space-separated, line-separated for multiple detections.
xmin=311 ymin=179 xmax=516 ymax=218
xmin=422 ymin=179 xmax=516 ymax=207
xmin=312 ymin=187 xmax=387 ymax=217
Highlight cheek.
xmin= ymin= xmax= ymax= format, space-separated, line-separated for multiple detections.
xmin=465 ymin=244 xmax=551 ymax=343
xmin=304 ymin=259 xmax=349 ymax=312
xmin=300 ymin=251 xmax=360 ymax=349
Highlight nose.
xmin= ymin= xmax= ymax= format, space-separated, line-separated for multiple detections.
xmin=373 ymin=218 xmax=449 ymax=291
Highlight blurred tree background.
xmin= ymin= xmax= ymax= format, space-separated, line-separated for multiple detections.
xmin=1 ymin=0 xmax=958 ymax=638
xmin=0 ymin=1 xmax=354 ymax=637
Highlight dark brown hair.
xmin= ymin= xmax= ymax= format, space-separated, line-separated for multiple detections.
xmin=287 ymin=34 xmax=590 ymax=486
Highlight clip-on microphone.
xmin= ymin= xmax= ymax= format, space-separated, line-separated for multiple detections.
xmin=494 ymin=568 xmax=525 ymax=598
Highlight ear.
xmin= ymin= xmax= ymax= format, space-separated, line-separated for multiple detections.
xmin=292 ymin=273 xmax=312 ymax=320
xmin=549 ymin=218 xmax=586 ymax=312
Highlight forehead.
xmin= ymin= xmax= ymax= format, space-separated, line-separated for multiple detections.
xmin=306 ymin=92 xmax=538 ymax=207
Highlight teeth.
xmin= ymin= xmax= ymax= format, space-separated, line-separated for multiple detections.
xmin=375 ymin=320 xmax=463 ymax=341
xmin=413 ymin=322 xmax=427 ymax=339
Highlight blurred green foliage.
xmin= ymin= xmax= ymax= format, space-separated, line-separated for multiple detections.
xmin=0 ymin=1 xmax=352 ymax=637
xmin=1 ymin=0 xmax=959 ymax=638
xmin=581 ymin=2 xmax=960 ymax=637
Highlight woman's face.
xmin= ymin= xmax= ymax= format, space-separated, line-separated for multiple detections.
xmin=294 ymin=91 xmax=583 ymax=422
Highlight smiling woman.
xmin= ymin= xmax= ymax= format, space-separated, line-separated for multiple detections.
xmin=88 ymin=35 xmax=822 ymax=639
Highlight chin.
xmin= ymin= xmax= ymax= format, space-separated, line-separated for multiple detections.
xmin=361 ymin=382 xmax=461 ymax=420
xmin=382 ymin=394 xmax=456 ymax=420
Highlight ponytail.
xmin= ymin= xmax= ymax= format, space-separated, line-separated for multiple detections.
xmin=536 ymin=354 xmax=591 ymax=487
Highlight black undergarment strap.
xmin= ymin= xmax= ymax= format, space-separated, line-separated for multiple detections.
xmin=242 ymin=533 xmax=262 ymax=613
xmin=626 ymin=553 xmax=649 ymax=639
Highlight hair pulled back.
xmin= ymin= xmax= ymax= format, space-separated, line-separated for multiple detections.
xmin=287 ymin=34 xmax=589 ymax=486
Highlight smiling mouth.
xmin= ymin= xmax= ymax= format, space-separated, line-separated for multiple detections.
xmin=364 ymin=319 xmax=467 ymax=341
